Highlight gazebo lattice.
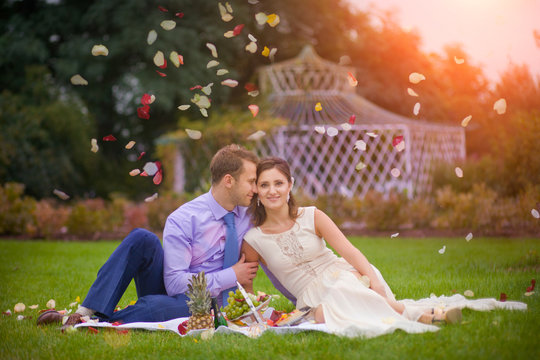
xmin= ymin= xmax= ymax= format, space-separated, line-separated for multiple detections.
xmin=254 ymin=45 xmax=465 ymax=198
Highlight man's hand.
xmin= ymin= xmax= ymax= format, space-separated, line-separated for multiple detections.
xmin=232 ymin=253 xmax=259 ymax=285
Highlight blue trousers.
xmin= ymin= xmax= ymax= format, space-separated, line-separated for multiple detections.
xmin=81 ymin=228 xmax=190 ymax=323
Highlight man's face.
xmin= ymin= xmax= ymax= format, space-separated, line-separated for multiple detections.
xmin=230 ymin=160 xmax=257 ymax=207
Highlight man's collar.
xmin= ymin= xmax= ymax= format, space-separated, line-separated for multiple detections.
xmin=207 ymin=189 xmax=240 ymax=220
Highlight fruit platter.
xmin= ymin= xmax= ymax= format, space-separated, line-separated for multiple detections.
xmin=222 ymin=289 xmax=271 ymax=323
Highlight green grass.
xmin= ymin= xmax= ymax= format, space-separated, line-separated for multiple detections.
xmin=0 ymin=237 xmax=539 ymax=360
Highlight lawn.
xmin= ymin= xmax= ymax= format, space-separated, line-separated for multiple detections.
xmin=0 ymin=237 xmax=538 ymax=360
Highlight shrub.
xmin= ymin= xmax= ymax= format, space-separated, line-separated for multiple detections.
xmin=146 ymin=192 xmax=188 ymax=232
xmin=66 ymin=199 xmax=111 ymax=237
xmin=361 ymin=190 xmax=408 ymax=230
xmin=0 ymin=182 xmax=36 ymax=235
xmin=33 ymin=200 xmax=70 ymax=238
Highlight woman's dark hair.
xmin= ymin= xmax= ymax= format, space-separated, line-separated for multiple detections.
xmin=248 ymin=157 xmax=299 ymax=226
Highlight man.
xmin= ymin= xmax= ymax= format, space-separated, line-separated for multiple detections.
xmin=37 ymin=144 xmax=263 ymax=327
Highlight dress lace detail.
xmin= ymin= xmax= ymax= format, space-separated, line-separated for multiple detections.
xmin=275 ymin=231 xmax=317 ymax=277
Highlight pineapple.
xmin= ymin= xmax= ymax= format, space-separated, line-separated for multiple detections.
xmin=186 ymin=271 xmax=213 ymax=331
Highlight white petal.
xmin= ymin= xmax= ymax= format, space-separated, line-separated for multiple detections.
xmin=206 ymin=43 xmax=218 ymax=58
xmin=90 ymin=138 xmax=99 ymax=153
xmin=438 ymin=245 xmax=446 ymax=254
xmin=248 ymin=34 xmax=258 ymax=42
xmin=465 ymin=232 xmax=473 ymax=241
xmin=153 ymin=51 xmax=165 ymax=67
xmin=464 ymin=290 xmax=474 ymax=297
xmin=390 ymin=168 xmax=401 ymax=177
xmin=177 ymin=105 xmax=191 ymax=111
xmin=125 ymin=141 xmax=136 ymax=149
xmin=390 ymin=232 xmax=399 ymax=238
xmin=143 ymin=162 xmax=159 ymax=176
xmin=144 ymin=193 xmax=159 ymax=203
xmin=46 ymin=299 xmax=56 ymax=309
xmin=407 ymin=88 xmax=419 ymax=97
xmin=413 ymin=102 xmax=421 ymax=116
xmin=247 ymin=130 xmax=266 ymax=141
xmin=147 ymin=30 xmax=157 ymax=45
xmin=493 ymin=98 xmax=507 ymax=115
xmin=160 ymin=20 xmax=176 ymax=31
xmin=202 ymin=83 xmax=214 ymax=96
xmin=531 ymin=209 xmax=540 ymax=219
xmin=129 ymin=169 xmax=141 ymax=176
xmin=53 ymin=189 xmax=70 ymax=200
xmin=455 ymin=167 xmax=464 ymax=178
xmin=245 ymin=42 xmax=257 ymax=53
xmin=170 ymin=51 xmax=180 ymax=68
xmin=409 ymin=72 xmax=425 ymax=84
xmin=216 ymin=69 xmax=229 ymax=76
xmin=269 ymin=47 xmax=278 ymax=62
xmin=70 ymin=74 xmax=88 ymax=85
xmin=221 ymin=79 xmax=239 ymax=87
xmin=186 ymin=129 xmax=202 ymax=139
xmin=14 ymin=303 xmax=25 ymax=312
xmin=395 ymin=140 xmax=405 ymax=152
xmin=200 ymin=108 xmax=208 ymax=117
xmin=355 ymin=161 xmax=367 ymax=171
xmin=314 ymin=126 xmax=325 ymax=135
xmin=327 ymin=127 xmax=338 ymax=137
xmin=366 ymin=132 xmax=378 ymax=138
xmin=91 ymin=44 xmax=109 ymax=56
xmin=454 ymin=56 xmax=465 ymax=64
xmin=461 ymin=115 xmax=472 ymax=127
xmin=207 ymin=60 xmax=220 ymax=68
xmin=255 ymin=12 xmax=268 ymax=25
xmin=354 ymin=140 xmax=366 ymax=151
xmin=340 ymin=123 xmax=352 ymax=131
xmin=224 ymin=31 xmax=234 ymax=38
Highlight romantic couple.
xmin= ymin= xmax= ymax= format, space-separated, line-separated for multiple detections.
xmin=37 ymin=144 xmax=526 ymax=338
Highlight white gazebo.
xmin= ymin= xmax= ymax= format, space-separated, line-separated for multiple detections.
xmin=254 ymin=45 xmax=465 ymax=198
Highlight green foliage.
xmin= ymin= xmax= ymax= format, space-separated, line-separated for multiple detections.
xmin=66 ymin=199 xmax=118 ymax=238
xmin=146 ymin=191 xmax=188 ymax=231
xmin=0 ymin=183 xmax=36 ymax=235
xmin=33 ymin=200 xmax=70 ymax=239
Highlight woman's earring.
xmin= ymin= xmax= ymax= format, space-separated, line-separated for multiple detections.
xmin=257 ymin=198 xmax=260 ymax=207
xmin=287 ymin=192 xmax=290 ymax=202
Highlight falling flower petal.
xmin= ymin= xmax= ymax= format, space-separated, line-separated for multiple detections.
xmin=499 ymin=293 xmax=507 ymax=302
xmin=464 ymin=290 xmax=474 ymax=297
xmin=91 ymin=44 xmax=109 ymax=56
xmin=143 ymin=162 xmax=159 ymax=176
xmin=314 ymin=126 xmax=325 ymax=135
xmin=191 ymin=94 xmax=211 ymax=109
xmin=147 ymin=30 xmax=157 ymax=45
xmin=493 ymin=98 xmax=507 ymax=115
xmin=160 ymin=20 xmax=176 ymax=31
xmin=14 ymin=303 xmax=25 ymax=312
xmin=158 ymin=5 xmax=168 ymax=12
xmin=354 ymin=140 xmax=366 ymax=151
xmin=3 ymin=310 xmax=12 ymax=316
xmin=245 ymin=42 xmax=257 ymax=53
xmin=141 ymin=93 xmax=153 ymax=105
xmin=70 ymin=74 xmax=88 ymax=85
xmin=248 ymin=104 xmax=259 ymax=117
xmin=224 ymin=31 xmax=234 ymax=38
xmin=69 ymin=301 xmax=78 ymax=308
xmin=413 ymin=102 xmax=421 ymax=116
xmin=46 ymin=299 xmax=56 ymax=309
xmin=218 ymin=2 xmax=233 ymax=22
xmin=340 ymin=123 xmax=352 ymax=131
xmin=17 ymin=315 xmax=25 ymax=321
xmin=269 ymin=47 xmax=277 ymax=62
xmin=248 ymin=90 xmax=259 ymax=97
xmin=525 ymin=291 xmax=534 ymax=296
xmin=262 ymin=46 xmax=270 ymax=57
xmin=327 ymin=127 xmax=338 ymax=137
xmin=454 ymin=56 xmax=465 ymax=64
xmin=347 ymin=72 xmax=358 ymax=87
xmin=392 ymin=135 xmax=405 ymax=152
xmin=29 ymin=305 xmax=38 ymax=309
xmin=247 ymin=130 xmax=266 ymax=141
xmin=170 ymin=51 xmax=181 ymax=67
xmin=202 ymin=83 xmax=214 ymax=95
xmin=531 ymin=209 xmax=540 ymax=219
xmin=186 ymin=129 xmax=202 ymax=140
xmin=461 ymin=115 xmax=472 ymax=127
xmin=438 ymin=246 xmax=446 ymax=254
xmin=129 ymin=169 xmax=141 ymax=176
xmin=137 ymin=152 xmax=146 ymax=161
xmin=255 ymin=12 xmax=268 ymax=25
xmin=366 ymin=132 xmax=378 ymax=138
xmin=455 ymin=167 xmax=464 ymax=178
xmin=390 ymin=168 xmax=401 ymax=177
xmin=200 ymin=108 xmax=208 ymax=117
xmin=153 ymin=51 xmax=165 ymax=67
xmin=155 ymin=70 xmax=167 ymax=77
xmin=465 ymin=232 xmax=473 ymax=242
xmin=206 ymin=43 xmax=218 ymax=58
xmin=233 ymin=24 xmax=245 ymax=36
xmin=53 ymin=189 xmax=70 ymax=200
xmin=348 ymin=114 xmax=356 ymax=124
xmin=145 ymin=193 xmax=159 ymax=202
xmin=90 ymin=138 xmax=99 ymax=153
xmin=137 ymin=105 xmax=150 ymax=119
xmin=175 ymin=12 xmax=184 ymax=18
xmin=408 ymin=72 xmax=426 ymax=84
xmin=355 ymin=161 xmax=367 ymax=171
xmin=248 ymin=34 xmax=258 ymax=42
xmin=266 ymin=14 xmax=280 ymax=27
xmin=216 ymin=69 xmax=229 ymax=76
xmin=221 ymin=79 xmax=238 ymax=87
xmin=315 ymin=102 xmax=322 ymax=111
xmin=407 ymin=88 xmax=419 ymax=97
xmin=390 ymin=232 xmax=399 ymax=238
xmin=190 ymin=85 xmax=203 ymax=91
xmin=103 ymin=135 xmax=117 ymax=141
xmin=177 ymin=105 xmax=190 ymax=111
xmin=207 ymin=60 xmax=219 ymax=68
xmin=526 ymin=279 xmax=536 ymax=292
xmin=125 ymin=141 xmax=136 ymax=149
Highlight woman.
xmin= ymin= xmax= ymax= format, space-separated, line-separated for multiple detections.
xmin=241 ymin=157 xmax=525 ymax=338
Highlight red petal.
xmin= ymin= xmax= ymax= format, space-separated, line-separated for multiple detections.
xmin=190 ymin=85 xmax=202 ymax=90
xmin=117 ymin=329 xmax=129 ymax=334
xmin=141 ymin=93 xmax=152 ymax=105
xmin=526 ymin=279 xmax=536 ymax=292
xmin=233 ymin=24 xmax=245 ymax=36
xmin=153 ymin=170 xmax=163 ymax=185
xmin=158 ymin=5 xmax=168 ymax=12
xmin=137 ymin=105 xmax=150 ymax=120
xmin=137 ymin=152 xmax=146 ymax=161
xmin=178 ymin=320 xmax=188 ymax=335
xmin=499 ymin=293 xmax=507 ymax=302
xmin=348 ymin=114 xmax=356 ymax=124
xmin=178 ymin=54 xmax=184 ymax=65
xmin=392 ymin=135 xmax=404 ymax=147
xmin=245 ymin=83 xmax=258 ymax=92
xmin=140 ymin=171 xmax=148 ymax=177
xmin=155 ymin=161 xmax=162 ymax=170
xmin=111 ymin=321 xmax=123 ymax=326
xmin=88 ymin=327 xmax=99 ymax=334
xmin=103 ymin=135 xmax=117 ymax=141
xmin=156 ymin=70 xmax=167 ymax=77
xmin=175 ymin=12 xmax=184 ymax=18
xmin=158 ymin=59 xmax=167 ymax=69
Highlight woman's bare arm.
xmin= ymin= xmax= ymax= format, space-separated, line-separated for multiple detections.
xmin=240 ymin=241 xmax=262 ymax=294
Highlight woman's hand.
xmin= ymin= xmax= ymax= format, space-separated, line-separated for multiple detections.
xmin=370 ymin=280 xmax=387 ymax=299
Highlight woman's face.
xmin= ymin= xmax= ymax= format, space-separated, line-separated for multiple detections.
xmin=257 ymin=167 xmax=292 ymax=210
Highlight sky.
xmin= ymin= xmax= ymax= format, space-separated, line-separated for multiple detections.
xmin=349 ymin=0 xmax=540 ymax=83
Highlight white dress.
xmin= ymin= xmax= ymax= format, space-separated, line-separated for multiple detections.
xmin=244 ymin=206 xmax=527 ymax=338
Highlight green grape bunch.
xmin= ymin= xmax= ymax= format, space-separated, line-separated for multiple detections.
xmin=221 ymin=289 xmax=262 ymax=320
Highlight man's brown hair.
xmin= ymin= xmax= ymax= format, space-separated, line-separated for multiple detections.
xmin=210 ymin=144 xmax=259 ymax=184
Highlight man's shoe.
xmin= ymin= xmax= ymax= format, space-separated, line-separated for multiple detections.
xmin=60 ymin=313 xmax=84 ymax=331
xmin=36 ymin=310 xmax=64 ymax=326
